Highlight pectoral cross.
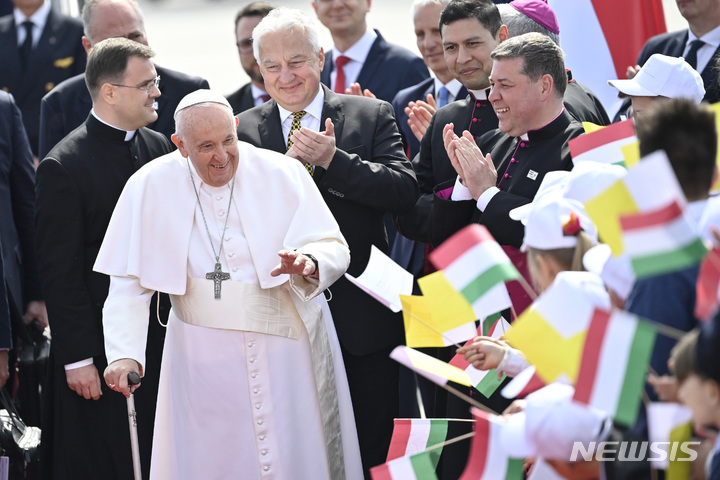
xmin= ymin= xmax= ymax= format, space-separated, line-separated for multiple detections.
xmin=206 ymin=262 xmax=230 ymax=299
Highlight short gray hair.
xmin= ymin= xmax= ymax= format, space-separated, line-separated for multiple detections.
xmin=497 ymin=4 xmax=560 ymax=45
xmin=411 ymin=0 xmax=450 ymax=15
xmin=252 ymin=7 xmax=322 ymax=62
xmin=491 ymin=32 xmax=566 ymax=98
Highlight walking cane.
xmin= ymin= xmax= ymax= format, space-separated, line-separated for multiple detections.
xmin=127 ymin=371 xmax=142 ymax=480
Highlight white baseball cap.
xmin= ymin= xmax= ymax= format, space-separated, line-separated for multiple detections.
xmin=520 ymin=195 xmax=598 ymax=252
xmin=582 ymin=244 xmax=636 ymax=301
xmin=608 ymin=54 xmax=705 ymax=104
xmin=500 ymin=383 xmax=613 ymax=460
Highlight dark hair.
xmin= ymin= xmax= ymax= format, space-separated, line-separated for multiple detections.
xmin=234 ymin=2 xmax=274 ymax=28
xmin=85 ymin=37 xmax=155 ymax=98
xmin=439 ymin=0 xmax=501 ymax=38
xmin=636 ymin=98 xmax=717 ymax=201
xmin=490 ymin=31 xmax=566 ymax=98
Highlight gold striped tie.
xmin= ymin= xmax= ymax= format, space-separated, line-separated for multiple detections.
xmin=287 ymin=111 xmax=313 ymax=176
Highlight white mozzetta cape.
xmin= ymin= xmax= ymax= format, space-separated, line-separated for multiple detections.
xmin=94 ymin=140 xmax=349 ymax=297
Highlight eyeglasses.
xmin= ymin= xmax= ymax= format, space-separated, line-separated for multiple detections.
xmin=110 ymin=75 xmax=161 ymax=94
xmin=236 ymin=38 xmax=253 ymax=54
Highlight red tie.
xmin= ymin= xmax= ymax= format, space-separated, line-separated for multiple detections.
xmin=334 ymin=55 xmax=351 ymax=94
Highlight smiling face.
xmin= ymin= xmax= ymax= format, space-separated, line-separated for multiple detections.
xmin=312 ymin=0 xmax=370 ymax=38
xmin=488 ymin=56 xmax=546 ymax=137
xmin=414 ymin=2 xmax=449 ymax=80
xmin=441 ymin=17 xmax=506 ymax=91
xmin=172 ymin=103 xmax=239 ymax=188
xmin=111 ymin=56 xmax=160 ymax=130
xmin=258 ymin=29 xmax=323 ymax=112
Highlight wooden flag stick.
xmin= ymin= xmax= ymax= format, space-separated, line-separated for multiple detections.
xmin=444 ymin=384 xmax=498 ymax=415
xmin=424 ymin=431 xmax=475 ymax=453
xmin=513 ymin=274 xmax=538 ymax=301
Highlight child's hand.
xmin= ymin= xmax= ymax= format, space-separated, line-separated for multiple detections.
xmin=457 ymin=336 xmax=507 ymax=370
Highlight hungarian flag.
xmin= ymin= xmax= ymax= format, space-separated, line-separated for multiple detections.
xmin=504 ymin=271 xmax=610 ymax=383
xmin=429 ymin=224 xmax=520 ymax=320
xmin=696 ymin=247 xmax=720 ymax=320
xmin=390 ymin=346 xmax=472 ymax=387
xmin=371 ymin=450 xmax=438 ymax=480
xmin=459 ymin=409 xmax=524 ymax=480
xmin=569 ymin=119 xmax=636 ymax=167
xmin=585 ymin=150 xmax=687 ymax=256
xmin=619 ymin=200 xmax=707 ymax=278
xmin=574 ymin=308 xmax=657 ymax=426
xmin=386 ymin=419 xmax=449 ymax=469
xmin=548 ymin=0 xmax=666 ymax=117
xmin=450 ymin=316 xmax=511 ymax=397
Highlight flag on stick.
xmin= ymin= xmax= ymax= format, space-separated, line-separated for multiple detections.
xmin=458 ymin=409 xmax=524 ymax=480
xmin=386 ymin=419 xmax=449 ymax=468
xmin=370 ymin=450 xmax=438 ymax=480
xmin=573 ymin=308 xmax=656 ymax=426
xmin=429 ymin=224 xmax=520 ymax=320
xmin=569 ymin=118 xmax=635 ymax=167
xmin=450 ymin=316 xmax=511 ymax=397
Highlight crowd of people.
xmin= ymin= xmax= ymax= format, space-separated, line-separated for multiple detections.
xmin=1 ymin=0 xmax=720 ymax=479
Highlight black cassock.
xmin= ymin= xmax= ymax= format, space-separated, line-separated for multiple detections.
xmin=35 ymin=115 xmax=172 ymax=480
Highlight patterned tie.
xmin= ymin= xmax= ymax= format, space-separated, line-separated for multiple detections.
xmin=437 ymin=86 xmax=449 ymax=108
xmin=685 ymin=39 xmax=705 ymax=70
xmin=287 ymin=111 xmax=313 ymax=176
xmin=334 ymin=55 xmax=351 ymax=94
xmin=20 ymin=20 xmax=33 ymax=71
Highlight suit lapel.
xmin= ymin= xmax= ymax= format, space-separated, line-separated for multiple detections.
xmin=257 ymin=101 xmax=287 ymax=153
xmin=355 ymin=31 xmax=384 ymax=89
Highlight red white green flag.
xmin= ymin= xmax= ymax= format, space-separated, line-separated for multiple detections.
xmin=450 ymin=315 xmax=511 ymax=397
xmin=386 ymin=419 xmax=449 ymax=469
xmin=459 ymin=409 xmax=524 ymax=480
xmin=371 ymin=450 xmax=438 ymax=480
xmin=429 ymin=224 xmax=520 ymax=320
xmin=569 ymin=118 xmax=636 ymax=167
xmin=573 ymin=308 xmax=656 ymax=426
xmin=619 ymin=200 xmax=707 ymax=279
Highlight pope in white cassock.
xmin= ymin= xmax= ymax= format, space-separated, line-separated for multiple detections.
xmin=95 ymin=89 xmax=363 ymax=480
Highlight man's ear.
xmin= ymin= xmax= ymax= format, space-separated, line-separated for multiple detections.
xmin=172 ymin=134 xmax=187 ymax=157
xmin=82 ymin=36 xmax=92 ymax=54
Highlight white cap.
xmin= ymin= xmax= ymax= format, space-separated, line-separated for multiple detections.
xmin=608 ymin=53 xmax=705 ymax=104
xmin=500 ymin=383 xmax=612 ymax=460
xmin=520 ymin=195 xmax=598 ymax=252
xmin=583 ymin=244 xmax=636 ymax=301
xmin=509 ymin=171 xmax=570 ymax=223
xmin=174 ymin=89 xmax=232 ymax=118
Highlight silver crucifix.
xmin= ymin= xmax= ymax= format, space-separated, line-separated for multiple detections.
xmin=206 ymin=262 xmax=231 ymax=299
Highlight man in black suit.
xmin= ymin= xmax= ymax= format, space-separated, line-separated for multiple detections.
xmin=616 ymin=0 xmax=720 ymax=120
xmin=37 ymin=0 xmax=208 ymax=158
xmin=236 ymin=8 xmax=418 ymax=477
xmin=0 ymin=0 xmax=86 ymax=156
xmin=35 ymin=37 xmax=173 ymax=480
xmin=313 ymin=0 xmax=429 ymax=103
xmin=0 ymin=91 xmax=46 ymax=391
xmin=226 ymin=2 xmax=273 ymax=114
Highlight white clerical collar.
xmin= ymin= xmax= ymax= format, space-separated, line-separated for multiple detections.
xmin=14 ymin=1 xmax=50 ymax=42
xmin=331 ymin=28 xmax=377 ymax=64
xmin=276 ymin=87 xmax=324 ymax=124
xmin=468 ymin=88 xmax=489 ymax=100
xmin=434 ymin=78 xmax=464 ymax=99
xmin=91 ymin=109 xmax=137 ymax=141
